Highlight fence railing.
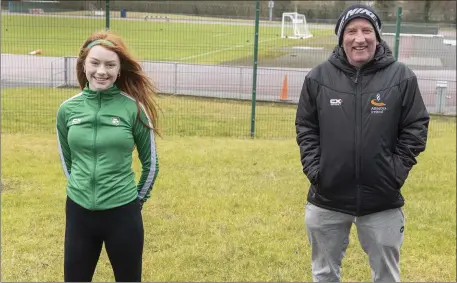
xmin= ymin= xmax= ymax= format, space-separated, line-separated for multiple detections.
xmin=3 ymin=53 xmax=456 ymax=114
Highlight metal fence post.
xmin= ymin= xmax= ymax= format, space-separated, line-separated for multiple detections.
xmin=436 ymin=81 xmax=448 ymax=114
xmin=64 ymin=56 xmax=68 ymax=87
xmin=106 ymin=0 xmax=110 ymax=31
xmin=174 ymin=62 xmax=178 ymax=94
xmin=394 ymin=7 xmax=402 ymax=61
xmin=51 ymin=60 xmax=54 ymax=88
xmin=268 ymin=1 xmax=274 ymax=21
xmin=250 ymin=0 xmax=260 ymax=138
xmin=239 ymin=67 xmax=243 ymax=100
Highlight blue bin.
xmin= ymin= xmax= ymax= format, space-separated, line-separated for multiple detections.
xmin=121 ymin=9 xmax=127 ymax=18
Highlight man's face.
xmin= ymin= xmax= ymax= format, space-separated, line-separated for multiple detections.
xmin=342 ymin=18 xmax=378 ymax=68
xmin=84 ymin=45 xmax=120 ymax=91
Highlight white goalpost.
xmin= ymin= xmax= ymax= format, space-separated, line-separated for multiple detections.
xmin=281 ymin=12 xmax=313 ymax=39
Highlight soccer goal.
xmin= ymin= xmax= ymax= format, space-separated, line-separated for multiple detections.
xmin=281 ymin=12 xmax=313 ymax=39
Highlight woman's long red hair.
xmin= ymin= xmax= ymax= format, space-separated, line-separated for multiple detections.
xmin=76 ymin=30 xmax=160 ymax=135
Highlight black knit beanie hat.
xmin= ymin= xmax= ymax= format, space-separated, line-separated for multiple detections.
xmin=335 ymin=4 xmax=382 ymax=46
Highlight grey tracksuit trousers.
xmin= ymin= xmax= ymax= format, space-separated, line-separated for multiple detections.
xmin=305 ymin=202 xmax=405 ymax=282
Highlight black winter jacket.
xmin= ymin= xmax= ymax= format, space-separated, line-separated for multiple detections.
xmin=295 ymin=41 xmax=429 ymax=216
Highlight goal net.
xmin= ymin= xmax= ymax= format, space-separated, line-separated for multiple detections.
xmin=281 ymin=12 xmax=313 ymax=39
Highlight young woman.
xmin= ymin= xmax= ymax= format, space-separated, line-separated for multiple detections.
xmin=56 ymin=30 xmax=160 ymax=282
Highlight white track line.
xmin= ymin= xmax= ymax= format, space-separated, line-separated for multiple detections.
xmin=176 ymin=37 xmax=279 ymax=61
xmin=212 ymin=33 xmax=235 ymax=37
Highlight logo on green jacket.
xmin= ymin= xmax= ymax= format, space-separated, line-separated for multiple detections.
xmin=71 ymin=118 xmax=82 ymax=125
xmin=112 ymin=117 xmax=120 ymax=126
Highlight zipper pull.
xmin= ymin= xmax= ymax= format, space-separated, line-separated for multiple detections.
xmin=354 ymin=69 xmax=360 ymax=84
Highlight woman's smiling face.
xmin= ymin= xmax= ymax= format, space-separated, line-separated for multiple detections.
xmin=84 ymin=45 xmax=120 ymax=91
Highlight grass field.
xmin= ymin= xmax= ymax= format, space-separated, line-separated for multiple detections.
xmin=1 ymin=14 xmax=334 ymax=65
xmin=1 ymin=87 xmax=456 ymax=281
xmin=2 ymin=87 xmax=298 ymax=139
xmin=3 ymin=87 xmax=456 ymax=139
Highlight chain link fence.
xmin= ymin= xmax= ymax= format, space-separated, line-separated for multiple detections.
xmin=2 ymin=0 xmax=456 ymax=138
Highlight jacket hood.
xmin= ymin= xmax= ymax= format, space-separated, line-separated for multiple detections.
xmin=328 ymin=40 xmax=396 ymax=75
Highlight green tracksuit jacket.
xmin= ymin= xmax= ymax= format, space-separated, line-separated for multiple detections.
xmin=56 ymin=84 xmax=159 ymax=210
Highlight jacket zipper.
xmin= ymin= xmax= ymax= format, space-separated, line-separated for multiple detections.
xmin=354 ymin=69 xmax=362 ymax=216
xmin=92 ymin=93 xmax=101 ymax=209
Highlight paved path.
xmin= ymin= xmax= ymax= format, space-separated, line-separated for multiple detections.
xmin=2 ymin=53 xmax=456 ymax=115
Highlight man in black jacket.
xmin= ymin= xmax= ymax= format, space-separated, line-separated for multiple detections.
xmin=295 ymin=4 xmax=429 ymax=282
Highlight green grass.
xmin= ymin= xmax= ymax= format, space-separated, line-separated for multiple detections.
xmin=2 ymin=87 xmax=456 ymax=139
xmin=3 ymin=87 xmax=455 ymax=140
xmin=1 ymin=14 xmax=334 ymax=64
xmin=1 ymin=87 xmax=298 ymax=139
xmin=1 ymin=87 xmax=456 ymax=281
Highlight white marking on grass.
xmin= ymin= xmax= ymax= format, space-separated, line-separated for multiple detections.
xmin=176 ymin=37 xmax=279 ymax=61
xmin=292 ymin=46 xmax=324 ymax=50
xmin=177 ymin=45 xmax=243 ymax=60
xmin=382 ymin=33 xmax=444 ymax=38
xmin=212 ymin=33 xmax=234 ymax=37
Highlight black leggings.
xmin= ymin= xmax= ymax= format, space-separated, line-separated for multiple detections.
xmin=64 ymin=197 xmax=144 ymax=282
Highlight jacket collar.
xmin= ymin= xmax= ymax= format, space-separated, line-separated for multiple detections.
xmin=82 ymin=83 xmax=120 ymax=99
xmin=328 ymin=40 xmax=396 ymax=76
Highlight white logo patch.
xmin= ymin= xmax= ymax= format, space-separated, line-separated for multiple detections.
xmin=71 ymin=118 xmax=82 ymax=125
xmin=112 ymin=117 xmax=120 ymax=125
xmin=330 ymin=99 xmax=343 ymax=106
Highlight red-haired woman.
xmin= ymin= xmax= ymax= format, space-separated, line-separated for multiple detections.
xmin=56 ymin=30 xmax=160 ymax=282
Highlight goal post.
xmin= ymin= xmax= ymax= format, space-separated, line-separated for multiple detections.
xmin=281 ymin=12 xmax=313 ymax=39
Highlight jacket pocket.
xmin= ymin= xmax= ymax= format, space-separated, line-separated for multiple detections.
xmin=392 ymin=154 xmax=407 ymax=187
xmin=308 ymin=168 xmax=320 ymax=192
